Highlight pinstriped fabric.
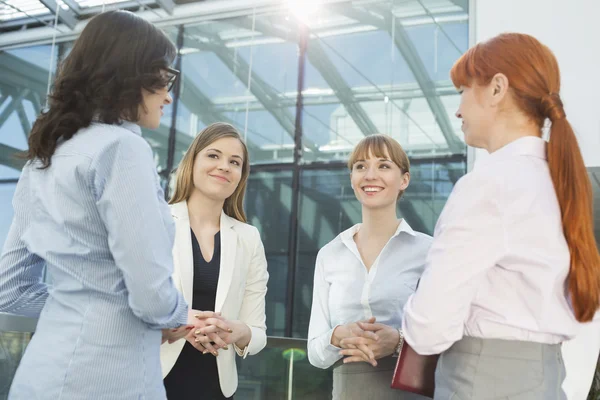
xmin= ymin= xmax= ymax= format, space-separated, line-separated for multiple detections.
xmin=0 ymin=121 xmax=188 ymax=400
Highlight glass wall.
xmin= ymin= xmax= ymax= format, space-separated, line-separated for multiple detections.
xmin=0 ymin=1 xmax=469 ymax=398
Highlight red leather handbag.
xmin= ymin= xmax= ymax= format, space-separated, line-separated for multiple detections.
xmin=390 ymin=332 xmax=439 ymax=398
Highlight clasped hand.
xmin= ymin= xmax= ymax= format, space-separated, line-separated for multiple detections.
xmin=181 ymin=309 xmax=250 ymax=357
xmin=334 ymin=317 xmax=400 ymax=367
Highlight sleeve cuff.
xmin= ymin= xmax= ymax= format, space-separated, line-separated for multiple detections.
xmin=319 ymin=327 xmax=344 ymax=366
xmin=234 ymin=342 xmax=250 ymax=358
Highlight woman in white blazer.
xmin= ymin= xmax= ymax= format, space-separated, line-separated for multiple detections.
xmin=160 ymin=122 xmax=269 ymax=399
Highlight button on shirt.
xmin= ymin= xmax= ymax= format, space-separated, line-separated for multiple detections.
xmin=402 ymin=136 xmax=577 ymax=356
xmin=307 ymin=220 xmax=432 ymax=369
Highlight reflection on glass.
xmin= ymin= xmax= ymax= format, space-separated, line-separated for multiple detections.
xmin=292 ymin=161 xmax=465 ymax=337
xmin=245 ymin=170 xmax=294 ymax=336
xmin=0 ymin=183 xmax=16 ymax=247
xmin=236 ymin=339 xmax=332 ymax=399
xmin=0 ymin=46 xmax=55 ymax=179
xmin=300 ymin=0 xmax=468 ymax=162
xmin=177 ymin=16 xmax=300 ymax=165
xmin=0 ymin=332 xmax=31 ymax=400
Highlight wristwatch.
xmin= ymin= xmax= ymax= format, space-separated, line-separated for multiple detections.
xmin=392 ymin=328 xmax=404 ymax=358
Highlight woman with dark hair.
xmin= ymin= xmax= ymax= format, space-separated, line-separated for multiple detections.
xmin=402 ymin=33 xmax=600 ymax=399
xmin=0 ymin=10 xmax=188 ymax=399
xmin=160 ymin=122 xmax=269 ymax=399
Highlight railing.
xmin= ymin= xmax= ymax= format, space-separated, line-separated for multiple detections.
xmin=0 ymin=314 xmax=332 ymax=400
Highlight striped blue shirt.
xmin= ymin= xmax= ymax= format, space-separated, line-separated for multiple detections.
xmin=0 ymin=121 xmax=188 ymax=399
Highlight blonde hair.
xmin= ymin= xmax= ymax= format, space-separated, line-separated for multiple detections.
xmin=169 ymin=122 xmax=250 ymax=223
xmin=348 ymin=134 xmax=410 ymax=199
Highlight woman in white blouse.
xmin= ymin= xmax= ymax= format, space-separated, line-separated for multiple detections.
xmin=402 ymin=33 xmax=600 ymax=399
xmin=307 ymin=134 xmax=432 ymax=400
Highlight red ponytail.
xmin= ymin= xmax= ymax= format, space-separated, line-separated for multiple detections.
xmin=451 ymin=33 xmax=600 ymax=322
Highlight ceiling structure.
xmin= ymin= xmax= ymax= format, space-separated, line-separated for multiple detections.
xmin=0 ymin=0 xmax=469 ymax=167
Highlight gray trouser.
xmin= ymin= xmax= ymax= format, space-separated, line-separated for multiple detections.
xmin=332 ymin=356 xmax=430 ymax=400
xmin=434 ymin=337 xmax=567 ymax=400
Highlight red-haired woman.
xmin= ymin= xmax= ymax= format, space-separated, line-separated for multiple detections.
xmin=402 ymin=33 xmax=600 ymax=399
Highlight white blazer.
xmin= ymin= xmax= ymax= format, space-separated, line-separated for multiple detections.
xmin=160 ymin=201 xmax=269 ymax=398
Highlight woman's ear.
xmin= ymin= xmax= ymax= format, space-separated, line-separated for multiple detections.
xmin=400 ymin=171 xmax=410 ymax=191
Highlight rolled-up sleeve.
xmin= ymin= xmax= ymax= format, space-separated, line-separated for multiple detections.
xmin=91 ymin=133 xmax=187 ymax=330
xmin=402 ymin=173 xmax=506 ymax=355
xmin=307 ymin=251 xmax=343 ymax=369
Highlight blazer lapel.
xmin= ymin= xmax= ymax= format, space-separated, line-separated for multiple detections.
xmin=171 ymin=201 xmax=194 ymax=306
xmin=215 ymin=211 xmax=237 ymax=312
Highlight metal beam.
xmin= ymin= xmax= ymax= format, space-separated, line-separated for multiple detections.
xmin=0 ymin=144 xmax=26 ymax=170
xmin=234 ymin=17 xmax=379 ymax=136
xmin=331 ymin=5 xmax=465 ymax=154
xmin=0 ymin=89 xmax=30 ymax=129
xmin=59 ymin=0 xmax=82 ymax=15
xmin=16 ymin=104 xmax=32 ymax=137
xmin=0 ymin=93 xmax=9 ymax=110
xmin=398 ymin=198 xmax=429 ymax=234
xmin=448 ymin=0 xmax=468 ymax=11
xmin=178 ymin=74 xmax=276 ymax=154
xmin=155 ymin=0 xmax=175 ymax=15
xmin=307 ymin=41 xmax=379 ymax=135
xmin=38 ymin=0 xmax=78 ymax=30
xmin=0 ymin=52 xmax=48 ymax=96
xmin=204 ymin=80 xmax=457 ymax=110
xmin=183 ymin=29 xmax=319 ymax=153
xmin=28 ymin=92 xmax=43 ymax=115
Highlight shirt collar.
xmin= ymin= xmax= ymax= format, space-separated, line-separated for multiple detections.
xmin=118 ymin=120 xmax=142 ymax=136
xmin=340 ymin=219 xmax=416 ymax=248
xmin=476 ymin=136 xmax=547 ymax=170
xmin=91 ymin=116 xmax=142 ymax=136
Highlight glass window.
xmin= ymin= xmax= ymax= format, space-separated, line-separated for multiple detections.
xmin=177 ymin=14 xmax=300 ymax=165
xmin=590 ymin=167 xmax=600 ymax=247
xmin=0 ymin=331 xmax=31 ymax=399
xmin=236 ymin=338 xmax=332 ymax=399
xmin=300 ymin=0 xmax=468 ymax=162
xmin=0 ymin=183 xmax=16 ymax=248
xmin=0 ymin=45 xmax=55 ymax=179
xmin=292 ymin=160 xmax=465 ymax=337
xmin=245 ymin=170 xmax=294 ymax=337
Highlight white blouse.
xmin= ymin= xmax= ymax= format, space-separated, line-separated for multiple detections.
xmin=307 ymin=221 xmax=432 ymax=369
xmin=402 ymin=136 xmax=578 ymax=356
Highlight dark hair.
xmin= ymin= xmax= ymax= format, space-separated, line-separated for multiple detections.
xmin=451 ymin=33 xmax=600 ymax=322
xmin=27 ymin=10 xmax=177 ymax=168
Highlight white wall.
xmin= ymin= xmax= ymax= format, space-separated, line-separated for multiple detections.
xmin=472 ymin=0 xmax=600 ymax=168
xmin=472 ymin=1 xmax=600 ymax=399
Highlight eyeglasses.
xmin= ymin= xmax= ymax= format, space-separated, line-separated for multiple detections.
xmin=164 ymin=67 xmax=180 ymax=92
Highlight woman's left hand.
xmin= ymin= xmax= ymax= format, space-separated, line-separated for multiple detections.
xmin=339 ymin=322 xmax=400 ymax=364
xmin=194 ymin=318 xmax=252 ymax=352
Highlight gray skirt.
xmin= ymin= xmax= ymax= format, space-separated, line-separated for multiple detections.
xmin=434 ymin=337 xmax=567 ymax=400
xmin=332 ymin=356 xmax=431 ymax=400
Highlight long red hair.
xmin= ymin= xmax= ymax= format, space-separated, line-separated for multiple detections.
xmin=450 ymin=33 xmax=600 ymax=322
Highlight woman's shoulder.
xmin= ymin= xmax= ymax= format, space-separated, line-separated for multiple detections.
xmin=228 ymin=216 xmax=262 ymax=242
xmin=71 ymin=122 xmax=149 ymax=164
xmin=316 ymin=229 xmax=350 ymax=260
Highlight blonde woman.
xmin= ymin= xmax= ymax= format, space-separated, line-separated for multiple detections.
xmin=307 ymin=135 xmax=432 ymax=399
xmin=160 ymin=122 xmax=269 ymax=399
